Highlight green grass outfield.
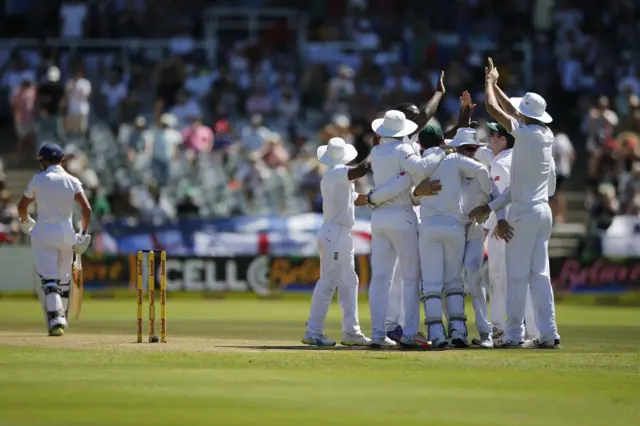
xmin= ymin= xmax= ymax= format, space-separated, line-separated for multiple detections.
xmin=1 ymin=299 xmax=639 ymax=426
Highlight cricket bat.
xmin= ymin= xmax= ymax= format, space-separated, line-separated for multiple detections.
xmin=70 ymin=253 xmax=84 ymax=319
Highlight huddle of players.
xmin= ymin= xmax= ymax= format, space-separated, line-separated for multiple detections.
xmin=303 ymin=60 xmax=559 ymax=350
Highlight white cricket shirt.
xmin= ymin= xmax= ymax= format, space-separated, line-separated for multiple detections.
xmin=370 ymin=137 xmax=445 ymax=207
xmin=419 ymin=148 xmax=492 ymax=223
xmin=489 ymin=117 xmax=556 ymax=215
xmin=484 ymin=148 xmax=512 ymax=229
xmin=25 ymin=165 xmax=83 ymax=225
xmin=320 ymin=164 xmax=357 ymax=228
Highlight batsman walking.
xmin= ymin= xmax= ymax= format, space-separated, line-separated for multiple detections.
xmin=17 ymin=143 xmax=92 ymax=336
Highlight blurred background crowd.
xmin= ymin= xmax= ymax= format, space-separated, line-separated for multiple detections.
xmin=0 ymin=0 xmax=639 ymax=249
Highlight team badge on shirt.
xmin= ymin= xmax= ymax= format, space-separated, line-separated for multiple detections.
xmin=333 ymin=252 xmax=339 ymax=260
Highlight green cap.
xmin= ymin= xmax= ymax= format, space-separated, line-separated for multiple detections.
xmin=486 ymin=122 xmax=514 ymax=143
xmin=418 ymin=125 xmax=444 ymax=149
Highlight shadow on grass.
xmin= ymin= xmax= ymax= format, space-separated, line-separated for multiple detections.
xmin=222 ymin=345 xmax=480 ymax=352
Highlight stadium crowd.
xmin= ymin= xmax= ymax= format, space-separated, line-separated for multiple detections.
xmin=0 ymin=0 xmax=639 ymax=246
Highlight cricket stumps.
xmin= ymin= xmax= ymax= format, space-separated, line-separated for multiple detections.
xmin=136 ymin=250 xmax=167 ymax=343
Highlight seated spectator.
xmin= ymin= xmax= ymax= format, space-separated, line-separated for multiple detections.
xmin=169 ymin=90 xmax=202 ymax=127
xmin=182 ymin=117 xmax=213 ymax=153
xmin=245 ymin=85 xmax=273 ymax=116
xmin=0 ymin=189 xmax=18 ymax=244
xmin=240 ymin=114 xmax=271 ymax=152
xmin=587 ymin=183 xmax=619 ymax=235
xmin=176 ymin=187 xmax=201 ymax=218
xmin=37 ymin=66 xmax=64 ymax=144
xmin=324 ymin=65 xmax=355 ymax=115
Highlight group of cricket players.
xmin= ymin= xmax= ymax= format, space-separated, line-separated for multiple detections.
xmin=304 ymin=58 xmax=562 ymax=350
xmin=17 ymin=57 xmax=560 ymax=350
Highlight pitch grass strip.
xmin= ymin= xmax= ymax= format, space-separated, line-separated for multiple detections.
xmin=0 ymin=299 xmax=638 ymax=426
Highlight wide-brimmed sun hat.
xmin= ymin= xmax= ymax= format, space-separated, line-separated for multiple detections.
xmin=447 ymin=128 xmax=484 ymax=147
xmin=509 ymin=92 xmax=553 ymax=123
xmin=371 ymin=110 xmax=418 ymax=138
xmin=316 ymin=137 xmax=358 ymax=166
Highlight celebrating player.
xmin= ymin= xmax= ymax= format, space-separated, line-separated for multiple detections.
xmin=302 ymin=138 xmax=372 ymax=346
xmin=469 ymin=58 xmax=560 ymax=349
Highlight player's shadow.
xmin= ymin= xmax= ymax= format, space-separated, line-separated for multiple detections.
xmin=222 ymin=345 xmax=480 ymax=351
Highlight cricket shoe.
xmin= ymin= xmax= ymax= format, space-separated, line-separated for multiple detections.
xmin=450 ymin=329 xmax=469 ymax=348
xmin=472 ymin=332 xmax=494 ymax=349
xmin=523 ymin=338 xmax=561 ymax=349
xmin=399 ymin=332 xmax=431 ymax=349
xmin=498 ymin=340 xmax=524 ymax=349
xmin=48 ymin=324 xmax=65 ymax=337
xmin=430 ymin=335 xmax=449 ymax=349
xmin=341 ymin=333 xmax=372 ymax=347
xmin=386 ymin=325 xmax=404 ymax=343
xmin=492 ymin=326 xmax=505 ymax=346
xmin=301 ymin=332 xmax=336 ymax=347
xmin=370 ymin=336 xmax=398 ymax=348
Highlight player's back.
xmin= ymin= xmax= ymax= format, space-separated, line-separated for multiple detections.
xmin=370 ymin=139 xmax=414 ymax=207
xmin=419 ymin=153 xmax=468 ymax=222
xmin=27 ymin=165 xmax=82 ymax=225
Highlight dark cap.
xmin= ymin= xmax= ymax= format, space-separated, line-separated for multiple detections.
xmin=38 ymin=143 xmax=64 ymax=162
xmin=486 ymin=122 xmax=514 ymax=144
xmin=418 ymin=125 xmax=444 ymax=149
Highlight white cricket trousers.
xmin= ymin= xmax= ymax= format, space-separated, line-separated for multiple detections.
xmin=419 ymin=215 xmax=466 ymax=340
xmin=385 ymin=260 xmax=404 ymax=333
xmin=505 ymin=202 xmax=560 ymax=343
xmin=30 ymin=222 xmax=75 ymax=328
xmin=369 ymin=206 xmax=420 ymax=340
xmin=488 ymin=235 xmax=539 ymax=338
xmin=464 ymin=238 xmax=491 ymax=334
xmin=306 ymin=223 xmax=362 ymax=336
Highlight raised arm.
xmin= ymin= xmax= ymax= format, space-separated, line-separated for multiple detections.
xmin=485 ymin=58 xmax=515 ymax=133
xmin=444 ymin=91 xmax=476 ymax=139
xmin=409 ymin=71 xmax=446 ymax=137
xmin=494 ymin=84 xmax=521 ymax=119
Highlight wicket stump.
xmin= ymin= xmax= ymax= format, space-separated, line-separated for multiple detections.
xmin=136 ymin=250 xmax=167 ymax=343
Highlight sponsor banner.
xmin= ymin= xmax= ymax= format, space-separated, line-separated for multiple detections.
xmin=96 ymin=214 xmax=373 ymax=256
xmin=79 ymin=254 xmax=271 ymax=295
xmin=550 ymin=257 xmax=640 ymax=293
xmin=268 ymin=256 xmax=371 ymax=292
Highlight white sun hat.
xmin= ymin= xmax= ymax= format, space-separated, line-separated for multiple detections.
xmin=509 ymin=92 xmax=553 ymax=123
xmin=448 ymin=128 xmax=483 ymax=147
xmin=317 ymin=137 xmax=358 ymax=166
xmin=371 ymin=110 xmax=418 ymax=138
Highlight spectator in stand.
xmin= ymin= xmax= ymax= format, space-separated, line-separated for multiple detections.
xmin=169 ymin=90 xmax=202 ymax=126
xmin=241 ymin=114 xmax=271 ymax=152
xmin=551 ymin=130 xmax=575 ymax=223
xmin=245 ymin=84 xmax=273 ymax=116
xmin=11 ymin=78 xmax=37 ymax=160
xmin=147 ymin=113 xmax=183 ymax=186
xmin=37 ymin=66 xmax=65 ymax=145
xmin=182 ymin=116 xmax=214 ymax=153
xmin=583 ymin=96 xmax=619 ymax=155
xmin=587 ymin=183 xmax=619 ymax=237
xmin=324 ymin=65 xmax=355 ymax=116
xmin=59 ymin=0 xmax=88 ymax=38
xmin=100 ymin=68 xmax=128 ymax=129
xmin=0 ymin=189 xmax=18 ymax=244
xmin=2 ymin=53 xmax=36 ymax=101
xmin=64 ymin=67 xmax=92 ymax=137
